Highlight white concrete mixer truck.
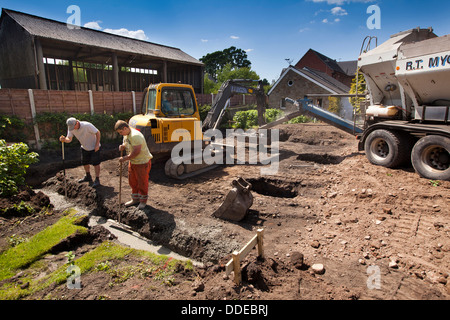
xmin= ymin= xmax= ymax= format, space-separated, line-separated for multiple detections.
xmin=357 ymin=27 xmax=450 ymax=180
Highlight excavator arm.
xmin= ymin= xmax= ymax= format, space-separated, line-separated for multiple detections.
xmin=202 ymin=79 xmax=266 ymax=131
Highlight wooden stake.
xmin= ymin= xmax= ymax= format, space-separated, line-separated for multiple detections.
xmin=225 ymin=228 xmax=265 ymax=285
xmin=257 ymin=228 xmax=264 ymax=258
xmin=232 ymin=251 xmax=241 ymax=285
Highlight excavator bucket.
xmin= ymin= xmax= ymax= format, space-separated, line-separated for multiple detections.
xmin=212 ymin=177 xmax=253 ymax=222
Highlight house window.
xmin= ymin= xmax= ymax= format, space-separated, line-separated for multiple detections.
xmin=287 ymin=80 xmax=294 ymax=87
xmin=280 ymin=98 xmax=286 ymax=110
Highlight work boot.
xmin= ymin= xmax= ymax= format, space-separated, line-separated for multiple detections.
xmin=78 ymin=174 xmax=92 ymax=183
xmin=92 ymin=178 xmax=100 ymax=188
xmin=125 ymin=199 xmax=139 ymax=207
xmin=138 ymin=202 xmax=147 ymax=210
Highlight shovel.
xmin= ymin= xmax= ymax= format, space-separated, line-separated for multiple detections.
xmin=62 ymin=141 xmax=67 ymax=199
xmin=118 ymin=149 xmax=123 ymax=223
xmin=108 ymin=149 xmax=133 ymax=233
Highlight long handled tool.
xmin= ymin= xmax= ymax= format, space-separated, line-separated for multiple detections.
xmin=62 ymin=141 xmax=67 ymax=199
xmin=118 ymin=149 xmax=123 ymax=223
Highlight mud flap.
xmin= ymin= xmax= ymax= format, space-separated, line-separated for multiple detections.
xmin=212 ymin=177 xmax=253 ymax=222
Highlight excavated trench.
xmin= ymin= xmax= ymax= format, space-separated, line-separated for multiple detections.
xmin=246 ymin=177 xmax=300 ymax=198
xmin=41 ymin=173 xmax=243 ymax=264
xmin=296 ymin=153 xmax=344 ymax=165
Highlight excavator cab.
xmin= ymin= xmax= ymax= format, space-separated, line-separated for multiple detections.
xmin=130 ymin=83 xmax=203 ymax=156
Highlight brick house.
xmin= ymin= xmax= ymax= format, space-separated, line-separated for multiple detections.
xmin=268 ymin=50 xmax=357 ymax=120
xmin=295 ymin=49 xmax=356 ymax=87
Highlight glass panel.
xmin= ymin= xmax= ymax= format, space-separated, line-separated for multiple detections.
xmin=161 ymin=88 xmax=195 ymax=116
xmin=145 ymin=89 xmax=157 ymax=113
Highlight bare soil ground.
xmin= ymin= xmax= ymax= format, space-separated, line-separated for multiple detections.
xmin=1 ymin=123 xmax=449 ymax=300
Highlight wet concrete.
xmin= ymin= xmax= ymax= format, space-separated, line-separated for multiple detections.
xmin=40 ymin=189 xmax=204 ymax=267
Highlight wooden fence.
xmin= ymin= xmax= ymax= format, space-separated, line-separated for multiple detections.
xmin=0 ymin=89 xmax=143 ymax=123
xmin=0 ymin=88 xmax=258 ymax=148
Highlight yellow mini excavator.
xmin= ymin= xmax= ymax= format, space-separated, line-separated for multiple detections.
xmin=128 ymin=80 xmax=265 ymax=221
xmin=128 ymin=80 xmax=266 ymax=180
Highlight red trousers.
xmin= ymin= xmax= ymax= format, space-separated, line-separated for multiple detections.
xmin=128 ymin=160 xmax=151 ymax=203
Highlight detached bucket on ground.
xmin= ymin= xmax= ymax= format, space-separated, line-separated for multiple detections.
xmin=212 ymin=177 xmax=253 ymax=222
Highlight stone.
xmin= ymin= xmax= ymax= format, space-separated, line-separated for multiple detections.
xmin=311 ymin=264 xmax=325 ymax=275
xmin=389 ymin=260 xmax=398 ymax=269
xmin=290 ymin=251 xmax=304 ymax=269
xmin=310 ymin=240 xmax=320 ymax=248
xmin=192 ymin=279 xmax=205 ymax=292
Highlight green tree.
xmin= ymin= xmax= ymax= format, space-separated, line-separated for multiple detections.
xmin=349 ymin=70 xmax=367 ymax=113
xmin=203 ymin=74 xmax=217 ymax=94
xmin=328 ymin=97 xmax=342 ymax=114
xmin=203 ymin=64 xmax=261 ymax=94
xmin=217 ymin=64 xmax=259 ymax=83
xmin=200 ymin=46 xmax=251 ymax=79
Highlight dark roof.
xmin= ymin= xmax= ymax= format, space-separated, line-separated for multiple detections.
xmin=309 ymin=49 xmax=346 ymax=74
xmin=268 ymin=66 xmax=350 ymax=96
xmin=337 ymin=60 xmax=358 ymax=76
xmin=302 ymin=67 xmax=350 ymax=93
xmin=2 ymin=8 xmax=203 ymax=66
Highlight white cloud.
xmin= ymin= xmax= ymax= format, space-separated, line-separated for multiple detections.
xmin=331 ymin=7 xmax=348 ymax=16
xmin=299 ymin=27 xmax=310 ymax=33
xmin=104 ymin=28 xmax=149 ymax=41
xmin=201 ymin=39 xmax=209 ymax=43
xmin=230 ymin=35 xmax=240 ymax=40
xmin=322 ymin=18 xmax=329 ymax=23
xmin=245 ymin=49 xmax=254 ymax=53
xmin=309 ymin=0 xmax=375 ymax=4
xmin=84 ymin=21 xmax=102 ymax=30
xmin=83 ymin=21 xmax=149 ymax=41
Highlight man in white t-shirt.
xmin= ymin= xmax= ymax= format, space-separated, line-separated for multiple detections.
xmin=59 ymin=117 xmax=102 ymax=187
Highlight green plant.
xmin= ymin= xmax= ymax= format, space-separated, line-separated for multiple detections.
xmin=0 ymin=140 xmax=39 ymax=197
xmin=8 ymin=234 xmax=27 ymax=247
xmin=264 ymin=108 xmax=284 ymax=123
xmin=430 ymin=180 xmax=440 ymax=187
xmin=232 ymin=108 xmax=289 ymax=129
xmin=349 ymin=70 xmax=367 ymax=113
xmin=95 ymin=261 xmax=111 ymax=272
xmin=1 ymin=201 xmax=35 ymax=217
xmin=233 ymin=109 xmax=258 ymax=129
xmin=65 ymin=251 xmax=76 ymax=265
xmin=287 ymin=115 xmax=312 ymax=124
xmin=328 ymin=97 xmax=342 ymax=115
xmin=0 ymin=115 xmax=26 ymax=142
xmin=198 ymin=104 xmax=211 ymax=122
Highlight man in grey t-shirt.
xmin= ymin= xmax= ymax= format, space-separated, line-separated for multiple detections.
xmin=59 ymin=117 xmax=102 ymax=187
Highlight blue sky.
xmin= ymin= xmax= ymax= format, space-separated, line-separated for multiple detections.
xmin=2 ymin=0 xmax=450 ymax=82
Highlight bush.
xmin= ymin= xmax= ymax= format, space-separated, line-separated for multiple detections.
xmin=232 ymin=108 xmax=285 ymax=129
xmin=0 ymin=140 xmax=39 ymax=197
xmin=198 ymin=104 xmax=211 ymax=122
xmin=287 ymin=115 xmax=312 ymax=124
xmin=0 ymin=114 xmax=27 ymax=142
xmin=265 ymin=109 xmax=284 ymax=123
xmin=233 ymin=109 xmax=258 ymax=129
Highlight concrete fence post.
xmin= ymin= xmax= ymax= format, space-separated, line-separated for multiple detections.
xmin=132 ymin=91 xmax=136 ymax=114
xmin=88 ymin=90 xmax=94 ymax=115
xmin=28 ymin=89 xmax=41 ymax=150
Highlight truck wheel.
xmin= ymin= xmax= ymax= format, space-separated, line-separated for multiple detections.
xmin=364 ymin=129 xmax=409 ymax=168
xmin=411 ymin=135 xmax=450 ymax=181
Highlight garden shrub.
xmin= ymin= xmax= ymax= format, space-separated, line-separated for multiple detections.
xmin=0 ymin=140 xmax=39 ymax=196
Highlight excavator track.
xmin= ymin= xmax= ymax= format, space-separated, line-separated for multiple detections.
xmin=164 ymin=154 xmax=221 ymax=180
